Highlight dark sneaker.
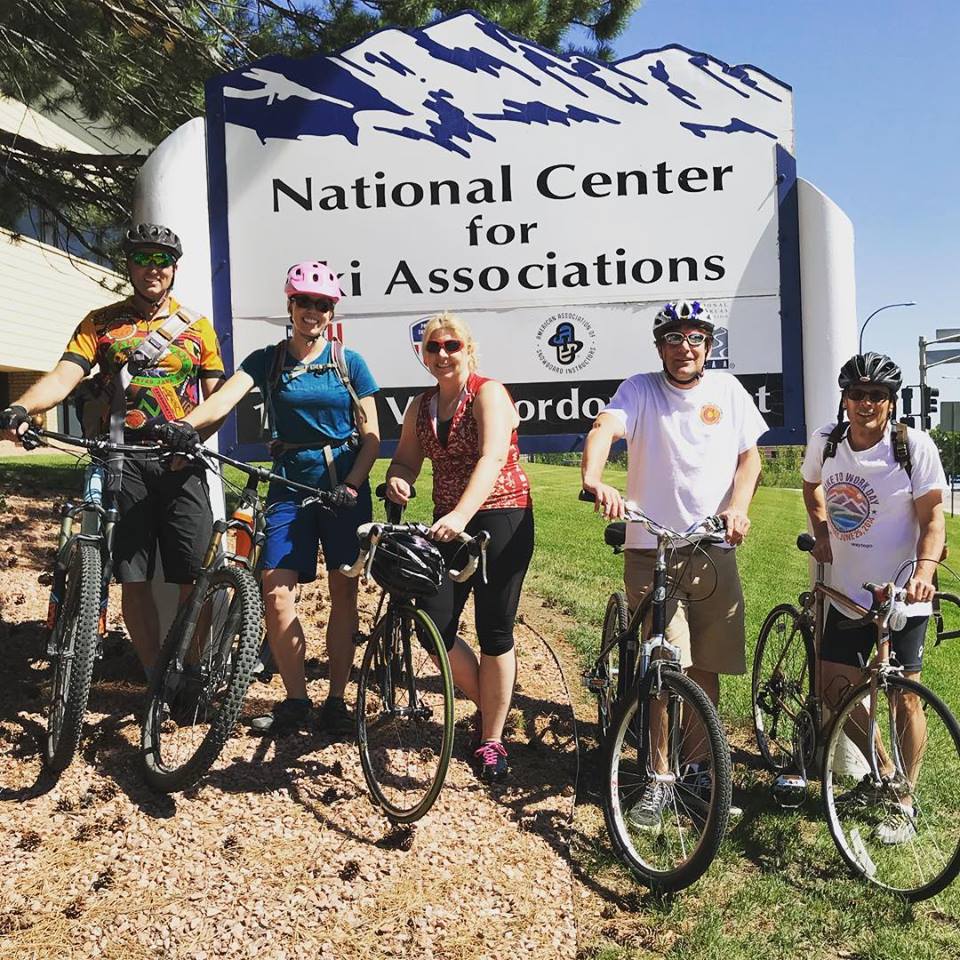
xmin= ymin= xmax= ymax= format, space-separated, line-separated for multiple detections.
xmin=474 ymin=740 xmax=508 ymax=781
xmin=625 ymin=780 xmax=672 ymax=831
xmin=319 ymin=696 xmax=355 ymax=738
xmin=250 ymin=698 xmax=312 ymax=736
xmin=680 ymin=762 xmax=743 ymax=819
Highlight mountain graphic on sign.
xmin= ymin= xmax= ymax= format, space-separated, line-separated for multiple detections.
xmin=216 ymin=10 xmax=793 ymax=156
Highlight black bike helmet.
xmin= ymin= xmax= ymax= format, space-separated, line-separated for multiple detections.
xmin=653 ymin=299 xmax=715 ymax=339
xmin=123 ymin=222 xmax=183 ymax=260
xmin=370 ymin=531 xmax=445 ymax=599
xmin=837 ymin=352 xmax=902 ymax=395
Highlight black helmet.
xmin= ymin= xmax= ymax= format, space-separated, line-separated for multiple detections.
xmin=123 ymin=222 xmax=183 ymax=260
xmin=838 ymin=352 xmax=902 ymax=395
xmin=370 ymin=531 xmax=444 ymax=599
xmin=653 ymin=300 xmax=715 ymax=339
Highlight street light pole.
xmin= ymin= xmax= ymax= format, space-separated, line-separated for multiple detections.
xmin=858 ymin=301 xmax=917 ymax=353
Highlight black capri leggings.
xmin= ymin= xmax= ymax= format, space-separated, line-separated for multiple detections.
xmin=417 ymin=508 xmax=534 ymax=656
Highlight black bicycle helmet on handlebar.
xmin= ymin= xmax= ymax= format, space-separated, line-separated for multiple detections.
xmin=837 ymin=352 xmax=902 ymax=395
xmin=370 ymin=531 xmax=445 ymax=599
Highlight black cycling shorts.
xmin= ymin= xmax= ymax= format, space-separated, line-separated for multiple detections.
xmin=417 ymin=508 xmax=534 ymax=657
xmin=112 ymin=451 xmax=213 ymax=584
xmin=822 ymin=604 xmax=927 ymax=673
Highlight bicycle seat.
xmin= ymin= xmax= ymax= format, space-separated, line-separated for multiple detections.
xmin=604 ymin=522 xmax=626 ymax=550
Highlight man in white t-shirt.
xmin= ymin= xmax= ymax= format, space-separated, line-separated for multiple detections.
xmin=582 ymin=299 xmax=767 ymax=826
xmin=801 ymin=351 xmax=946 ymax=844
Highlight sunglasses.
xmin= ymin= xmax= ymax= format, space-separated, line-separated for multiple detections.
xmin=424 ymin=339 xmax=463 ymax=355
xmin=847 ymin=388 xmax=891 ymax=404
xmin=290 ymin=295 xmax=335 ymax=312
xmin=660 ymin=331 xmax=709 ymax=347
xmin=129 ymin=250 xmax=175 ymax=268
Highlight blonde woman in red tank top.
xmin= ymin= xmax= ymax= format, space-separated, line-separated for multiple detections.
xmin=386 ymin=313 xmax=533 ymax=781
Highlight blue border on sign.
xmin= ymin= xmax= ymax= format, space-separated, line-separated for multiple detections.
xmin=204 ymin=9 xmax=800 ymax=458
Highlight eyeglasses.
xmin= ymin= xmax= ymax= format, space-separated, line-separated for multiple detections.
xmin=424 ymin=339 xmax=463 ymax=355
xmin=129 ymin=250 xmax=175 ymax=268
xmin=660 ymin=331 xmax=709 ymax=347
xmin=290 ymin=295 xmax=335 ymax=312
xmin=847 ymin=388 xmax=891 ymax=404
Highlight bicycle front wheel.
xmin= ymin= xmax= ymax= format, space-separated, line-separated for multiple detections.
xmin=822 ymin=674 xmax=960 ymax=900
xmin=141 ymin=565 xmax=262 ymax=793
xmin=603 ymin=669 xmax=732 ymax=892
xmin=356 ymin=605 xmax=454 ymax=823
xmin=597 ymin=592 xmax=630 ymax=738
xmin=752 ymin=604 xmax=816 ymax=773
xmin=45 ymin=541 xmax=101 ymax=773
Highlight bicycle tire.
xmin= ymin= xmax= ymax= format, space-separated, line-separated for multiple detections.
xmin=603 ymin=669 xmax=732 ymax=892
xmin=140 ymin=565 xmax=262 ymax=793
xmin=44 ymin=541 xmax=101 ymax=773
xmin=822 ymin=674 xmax=960 ymax=900
xmin=597 ymin=592 xmax=630 ymax=738
xmin=356 ymin=605 xmax=454 ymax=823
xmin=752 ymin=603 xmax=816 ymax=773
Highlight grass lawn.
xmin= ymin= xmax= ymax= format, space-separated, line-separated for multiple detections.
xmin=3 ymin=453 xmax=960 ymax=957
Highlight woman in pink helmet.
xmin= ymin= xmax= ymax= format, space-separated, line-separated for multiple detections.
xmin=158 ymin=261 xmax=381 ymax=736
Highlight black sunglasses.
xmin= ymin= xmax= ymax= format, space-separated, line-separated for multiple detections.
xmin=290 ymin=295 xmax=335 ymax=311
xmin=424 ymin=339 xmax=463 ymax=355
xmin=847 ymin=388 xmax=891 ymax=404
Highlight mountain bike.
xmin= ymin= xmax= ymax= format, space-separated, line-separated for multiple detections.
xmin=752 ymin=533 xmax=960 ymax=900
xmin=139 ymin=445 xmax=338 ymax=793
xmin=339 ymin=485 xmax=489 ymax=823
xmin=18 ymin=427 xmax=160 ymax=773
xmin=579 ymin=491 xmax=733 ymax=892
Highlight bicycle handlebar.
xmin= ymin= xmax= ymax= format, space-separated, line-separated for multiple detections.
xmin=579 ymin=489 xmax=726 ymax=544
xmin=339 ymin=523 xmax=490 ymax=584
xmin=20 ymin=427 xmax=160 ymax=456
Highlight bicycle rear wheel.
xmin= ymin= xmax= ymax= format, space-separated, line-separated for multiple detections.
xmin=752 ymin=604 xmax=816 ymax=773
xmin=603 ymin=669 xmax=732 ymax=892
xmin=822 ymin=674 xmax=960 ymax=900
xmin=597 ymin=592 xmax=630 ymax=738
xmin=356 ymin=605 xmax=454 ymax=823
xmin=44 ymin=542 xmax=101 ymax=773
xmin=141 ymin=565 xmax=262 ymax=793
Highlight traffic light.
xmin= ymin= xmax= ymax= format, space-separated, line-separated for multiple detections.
xmin=920 ymin=385 xmax=940 ymax=430
xmin=901 ymin=387 xmax=913 ymax=415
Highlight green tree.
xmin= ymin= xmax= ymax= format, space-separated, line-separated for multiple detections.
xmin=0 ymin=1 xmax=640 ymax=264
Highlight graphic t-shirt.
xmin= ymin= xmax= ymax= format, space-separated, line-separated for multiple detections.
xmin=801 ymin=423 xmax=948 ymax=615
xmin=603 ymin=371 xmax=768 ymax=549
xmin=62 ymin=296 xmax=225 ymax=434
xmin=241 ymin=341 xmax=378 ymax=492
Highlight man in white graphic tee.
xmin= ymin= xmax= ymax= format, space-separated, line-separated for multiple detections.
xmin=801 ymin=352 xmax=946 ymax=845
xmin=581 ymin=299 xmax=767 ymax=828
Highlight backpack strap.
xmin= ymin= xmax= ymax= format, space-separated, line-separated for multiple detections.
xmin=892 ymin=420 xmax=913 ymax=478
xmin=821 ymin=421 xmax=847 ymax=466
xmin=330 ymin=337 xmax=367 ymax=427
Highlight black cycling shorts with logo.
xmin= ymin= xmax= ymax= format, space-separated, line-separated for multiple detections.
xmin=822 ymin=604 xmax=927 ymax=673
xmin=111 ymin=451 xmax=213 ymax=584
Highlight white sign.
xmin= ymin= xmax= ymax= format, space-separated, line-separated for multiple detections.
xmin=206 ymin=12 xmax=797 ymax=447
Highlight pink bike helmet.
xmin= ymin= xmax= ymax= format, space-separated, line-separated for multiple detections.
xmin=284 ymin=261 xmax=344 ymax=301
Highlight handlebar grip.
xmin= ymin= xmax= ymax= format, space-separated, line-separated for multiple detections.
xmin=375 ymin=482 xmax=416 ymax=500
xmin=797 ymin=533 xmax=816 ymax=553
xmin=448 ymin=530 xmax=491 ymax=582
xmin=578 ymin=490 xmax=596 ymax=503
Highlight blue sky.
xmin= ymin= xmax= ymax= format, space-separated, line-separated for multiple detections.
xmin=598 ymin=0 xmax=960 ymax=407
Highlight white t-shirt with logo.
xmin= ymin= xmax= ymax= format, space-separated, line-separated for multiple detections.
xmin=603 ymin=371 xmax=768 ymax=549
xmin=801 ymin=423 xmax=948 ymax=615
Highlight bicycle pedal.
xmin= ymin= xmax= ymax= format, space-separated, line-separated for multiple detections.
xmin=581 ymin=673 xmax=608 ymax=693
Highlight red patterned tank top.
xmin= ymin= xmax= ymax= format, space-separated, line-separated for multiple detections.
xmin=415 ymin=373 xmax=532 ymax=516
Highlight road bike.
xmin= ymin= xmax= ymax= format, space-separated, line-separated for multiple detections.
xmin=579 ymin=492 xmax=733 ymax=892
xmin=339 ymin=485 xmax=488 ymax=823
xmin=752 ymin=532 xmax=960 ymax=900
xmin=18 ymin=428 xmax=160 ymax=773
xmin=139 ymin=445 xmax=337 ymax=793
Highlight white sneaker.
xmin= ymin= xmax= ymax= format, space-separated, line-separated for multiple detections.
xmin=874 ymin=803 xmax=918 ymax=845
xmin=625 ymin=781 xmax=672 ymax=831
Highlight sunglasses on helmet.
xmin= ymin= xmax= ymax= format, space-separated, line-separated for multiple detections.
xmin=424 ymin=339 xmax=463 ymax=355
xmin=660 ymin=331 xmax=709 ymax=347
xmin=290 ymin=295 xmax=335 ymax=311
xmin=129 ymin=250 xmax=176 ymax=268
xmin=846 ymin=387 xmax=891 ymax=404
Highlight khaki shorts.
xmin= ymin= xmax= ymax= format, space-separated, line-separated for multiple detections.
xmin=624 ymin=545 xmax=746 ymax=675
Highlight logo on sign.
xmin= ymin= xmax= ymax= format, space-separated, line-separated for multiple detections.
xmin=409 ymin=317 xmax=431 ymax=366
xmin=704 ymin=325 xmax=729 ymax=370
xmin=535 ymin=313 xmax=595 ymax=375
